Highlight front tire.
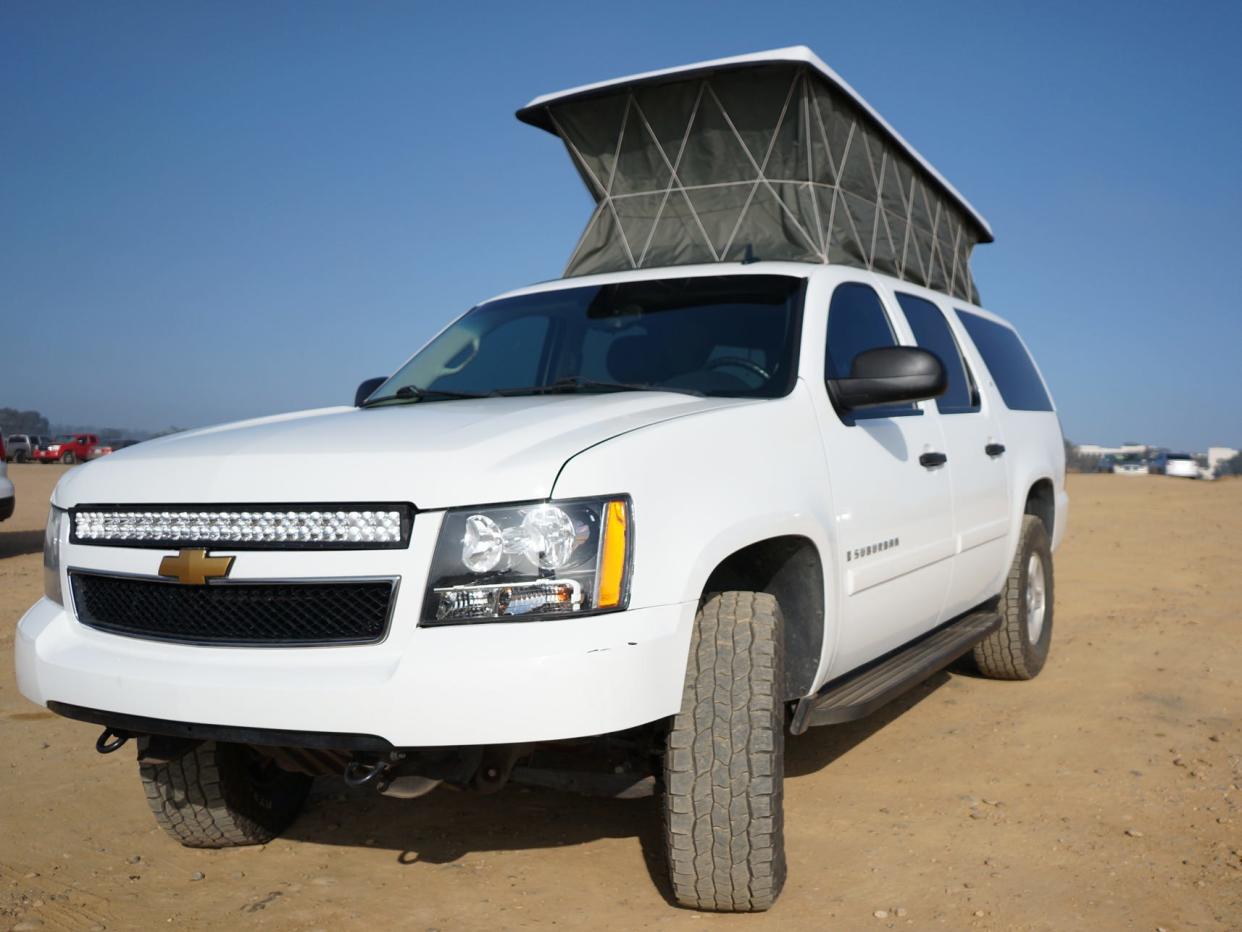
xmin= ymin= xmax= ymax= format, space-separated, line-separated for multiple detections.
xmin=973 ymin=515 xmax=1053 ymax=680
xmin=662 ymin=591 xmax=786 ymax=912
xmin=140 ymin=741 xmax=311 ymax=848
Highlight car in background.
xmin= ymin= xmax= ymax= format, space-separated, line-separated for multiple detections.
xmin=4 ymin=434 xmax=53 ymax=463
xmin=1164 ymin=453 xmax=1200 ymax=479
xmin=34 ymin=434 xmax=108 ymax=465
xmin=4 ymin=434 xmax=32 ymax=463
xmin=1113 ymin=454 xmax=1149 ymax=476
xmin=1096 ymin=454 xmax=1117 ymax=473
xmin=0 ymin=436 xmax=14 ymax=521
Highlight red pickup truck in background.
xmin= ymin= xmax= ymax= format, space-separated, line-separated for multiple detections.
xmin=35 ymin=434 xmax=112 ymax=464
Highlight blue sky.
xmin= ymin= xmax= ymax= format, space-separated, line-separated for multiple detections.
xmin=2 ymin=0 xmax=1239 ymax=450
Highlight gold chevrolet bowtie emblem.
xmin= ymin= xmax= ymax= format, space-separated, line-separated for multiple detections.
xmin=158 ymin=548 xmax=235 ymax=585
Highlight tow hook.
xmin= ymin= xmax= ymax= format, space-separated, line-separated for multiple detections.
xmin=95 ymin=728 xmax=131 ymax=754
xmin=343 ymin=759 xmax=389 ymax=787
xmin=343 ymin=752 xmax=407 ymax=788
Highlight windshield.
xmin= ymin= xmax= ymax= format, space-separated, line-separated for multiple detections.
xmin=368 ymin=275 xmax=805 ymax=404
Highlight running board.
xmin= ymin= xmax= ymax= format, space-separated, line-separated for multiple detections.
xmin=790 ymin=608 xmax=1000 ymax=735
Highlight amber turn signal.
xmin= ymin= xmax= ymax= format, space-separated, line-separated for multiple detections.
xmin=596 ymin=499 xmax=629 ymax=608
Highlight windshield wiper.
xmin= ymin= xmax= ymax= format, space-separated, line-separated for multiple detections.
xmin=361 ymin=385 xmax=489 ymax=407
xmin=490 ymin=376 xmax=704 ymax=398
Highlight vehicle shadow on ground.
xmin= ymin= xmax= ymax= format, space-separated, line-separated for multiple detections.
xmin=282 ymin=671 xmax=956 ymax=904
xmin=785 ymin=671 xmax=952 ymax=778
xmin=0 ymin=530 xmax=43 ymax=559
xmin=287 ymin=780 xmax=678 ymax=904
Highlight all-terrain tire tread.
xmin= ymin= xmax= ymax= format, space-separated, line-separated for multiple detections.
xmin=663 ymin=591 xmax=786 ymax=911
xmin=972 ymin=515 xmax=1053 ymax=680
xmin=140 ymin=742 xmax=308 ymax=848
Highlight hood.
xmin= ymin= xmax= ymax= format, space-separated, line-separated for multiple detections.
xmin=54 ymin=393 xmax=749 ymax=510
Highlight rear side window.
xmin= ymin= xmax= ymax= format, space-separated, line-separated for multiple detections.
xmin=895 ymin=293 xmax=978 ymax=414
xmin=958 ymin=312 xmax=1054 ymax=412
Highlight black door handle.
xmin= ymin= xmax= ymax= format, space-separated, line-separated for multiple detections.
xmin=919 ymin=452 xmax=948 ymax=468
xmin=985 ymin=443 xmax=1006 ymax=457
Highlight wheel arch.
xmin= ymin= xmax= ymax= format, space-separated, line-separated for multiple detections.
xmin=1024 ymin=477 xmax=1055 ymax=539
xmin=701 ymin=535 xmax=825 ymax=701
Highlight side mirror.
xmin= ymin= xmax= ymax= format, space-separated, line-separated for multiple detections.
xmin=828 ymin=346 xmax=946 ymax=410
xmin=354 ymin=376 xmax=387 ymax=407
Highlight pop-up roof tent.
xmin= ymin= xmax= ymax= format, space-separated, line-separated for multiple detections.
xmin=517 ymin=46 xmax=991 ymax=303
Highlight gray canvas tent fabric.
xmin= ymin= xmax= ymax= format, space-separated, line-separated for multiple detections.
xmin=518 ymin=61 xmax=988 ymax=302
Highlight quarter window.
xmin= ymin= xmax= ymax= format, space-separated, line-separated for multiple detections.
xmin=895 ymin=293 xmax=978 ymax=414
xmin=958 ymin=312 xmax=1054 ymax=412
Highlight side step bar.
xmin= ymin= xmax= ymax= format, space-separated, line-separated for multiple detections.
xmin=790 ymin=607 xmax=1000 ymax=735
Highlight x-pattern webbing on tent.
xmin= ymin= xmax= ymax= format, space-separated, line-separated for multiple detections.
xmin=547 ymin=64 xmax=978 ymax=302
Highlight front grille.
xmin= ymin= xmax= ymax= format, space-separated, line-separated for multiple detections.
xmin=70 ymin=572 xmax=396 ymax=646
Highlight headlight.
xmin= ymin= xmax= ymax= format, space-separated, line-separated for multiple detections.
xmin=44 ymin=506 xmax=66 ymax=604
xmin=423 ymin=496 xmax=631 ymax=625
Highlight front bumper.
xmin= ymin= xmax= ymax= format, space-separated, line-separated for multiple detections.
xmin=16 ymin=595 xmax=697 ymax=747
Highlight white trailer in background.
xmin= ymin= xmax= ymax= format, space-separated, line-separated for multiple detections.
xmin=1208 ymin=446 xmax=1238 ymax=477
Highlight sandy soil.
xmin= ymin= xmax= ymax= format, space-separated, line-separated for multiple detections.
xmin=1 ymin=463 xmax=1239 ymax=931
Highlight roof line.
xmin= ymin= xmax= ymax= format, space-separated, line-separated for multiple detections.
xmin=516 ymin=45 xmax=993 ymax=243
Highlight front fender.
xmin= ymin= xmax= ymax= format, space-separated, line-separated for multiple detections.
xmin=552 ymin=386 xmax=839 ymax=690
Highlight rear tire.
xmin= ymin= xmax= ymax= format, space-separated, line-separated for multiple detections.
xmin=60 ymin=452 xmax=76 ymax=464
xmin=140 ymin=741 xmax=311 ymax=848
xmin=973 ymin=515 xmax=1053 ymax=680
xmin=662 ymin=591 xmax=786 ymax=912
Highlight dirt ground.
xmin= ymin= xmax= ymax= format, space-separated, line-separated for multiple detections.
xmin=1 ymin=463 xmax=1238 ymax=931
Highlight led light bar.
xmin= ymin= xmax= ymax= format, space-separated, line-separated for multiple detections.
xmin=69 ymin=503 xmax=414 ymax=550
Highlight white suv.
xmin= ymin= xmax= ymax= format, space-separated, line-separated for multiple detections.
xmin=17 ymin=49 xmax=1067 ymax=912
